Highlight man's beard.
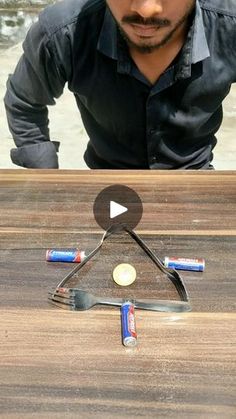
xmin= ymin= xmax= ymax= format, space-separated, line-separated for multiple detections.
xmin=112 ymin=4 xmax=195 ymax=54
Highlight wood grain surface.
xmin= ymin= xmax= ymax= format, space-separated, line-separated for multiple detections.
xmin=0 ymin=170 xmax=235 ymax=418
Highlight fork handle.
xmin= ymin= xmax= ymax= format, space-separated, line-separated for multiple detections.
xmin=134 ymin=300 xmax=191 ymax=312
xmin=96 ymin=298 xmax=124 ymax=307
xmin=96 ymin=298 xmax=190 ymax=312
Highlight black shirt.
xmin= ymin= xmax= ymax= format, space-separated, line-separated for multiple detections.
xmin=4 ymin=0 xmax=236 ymax=169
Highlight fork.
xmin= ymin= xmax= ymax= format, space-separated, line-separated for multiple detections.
xmin=48 ymin=287 xmax=191 ymax=312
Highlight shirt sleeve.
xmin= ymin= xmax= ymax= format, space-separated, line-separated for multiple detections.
xmin=4 ymin=18 xmax=66 ymax=168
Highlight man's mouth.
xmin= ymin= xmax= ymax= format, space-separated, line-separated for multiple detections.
xmin=128 ymin=23 xmax=161 ymax=37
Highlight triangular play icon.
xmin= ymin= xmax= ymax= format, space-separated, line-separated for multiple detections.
xmin=110 ymin=201 xmax=128 ymax=219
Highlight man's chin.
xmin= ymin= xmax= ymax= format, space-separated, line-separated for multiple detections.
xmin=117 ymin=6 xmax=195 ymax=55
xmin=119 ymin=27 xmax=171 ymax=54
xmin=128 ymin=41 xmax=163 ymax=54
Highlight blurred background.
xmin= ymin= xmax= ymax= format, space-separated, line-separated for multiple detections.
xmin=0 ymin=0 xmax=236 ymax=169
xmin=0 ymin=1 xmax=51 ymax=50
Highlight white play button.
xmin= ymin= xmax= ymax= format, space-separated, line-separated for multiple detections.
xmin=110 ymin=201 xmax=128 ymax=219
xmin=93 ymin=184 xmax=143 ymax=230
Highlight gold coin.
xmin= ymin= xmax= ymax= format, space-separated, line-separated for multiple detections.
xmin=113 ymin=263 xmax=136 ymax=286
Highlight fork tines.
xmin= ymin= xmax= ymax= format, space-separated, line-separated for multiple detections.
xmin=48 ymin=287 xmax=76 ymax=310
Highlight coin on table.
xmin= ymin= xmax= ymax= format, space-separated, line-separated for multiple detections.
xmin=113 ymin=263 xmax=137 ymax=286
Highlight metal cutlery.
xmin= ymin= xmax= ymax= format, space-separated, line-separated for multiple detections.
xmin=48 ymin=287 xmax=191 ymax=312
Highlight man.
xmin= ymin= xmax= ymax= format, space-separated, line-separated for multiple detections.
xmin=4 ymin=0 xmax=236 ymax=169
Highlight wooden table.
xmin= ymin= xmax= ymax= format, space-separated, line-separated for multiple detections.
xmin=0 ymin=170 xmax=235 ymax=418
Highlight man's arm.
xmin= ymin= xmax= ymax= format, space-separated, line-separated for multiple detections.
xmin=4 ymin=19 xmax=66 ymax=168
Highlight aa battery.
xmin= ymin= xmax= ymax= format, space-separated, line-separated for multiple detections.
xmin=121 ymin=301 xmax=137 ymax=347
xmin=164 ymin=257 xmax=205 ymax=272
xmin=46 ymin=249 xmax=86 ymax=263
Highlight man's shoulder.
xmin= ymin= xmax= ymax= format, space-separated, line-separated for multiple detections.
xmin=200 ymin=0 xmax=236 ymax=17
xmin=39 ymin=0 xmax=106 ymax=34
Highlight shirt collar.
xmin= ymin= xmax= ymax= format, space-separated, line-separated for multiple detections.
xmin=175 ymin=0 xmax=210 ymax=80
xmin=191 ymin=0 xmax=210 ymax=64
xmin=97 ymin=1 xmax=210 ymax=75
xmin=97 ymin=7 xmax=118 ymax=60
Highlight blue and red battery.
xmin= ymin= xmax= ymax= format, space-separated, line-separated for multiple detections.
xmin=46 ymin=249 xmax=86 ymax=263
xmin=121 ymin=301 xmax=137 ymax=347
xmin=164 ymin=257 xmax=205 ymax=272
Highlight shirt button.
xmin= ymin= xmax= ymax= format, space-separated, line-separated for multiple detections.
xmin=151 ymin=156 xmax=157 ymax=163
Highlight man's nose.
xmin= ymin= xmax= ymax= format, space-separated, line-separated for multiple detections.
xmin=130 ymin=0 xmax=164 ymax=17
